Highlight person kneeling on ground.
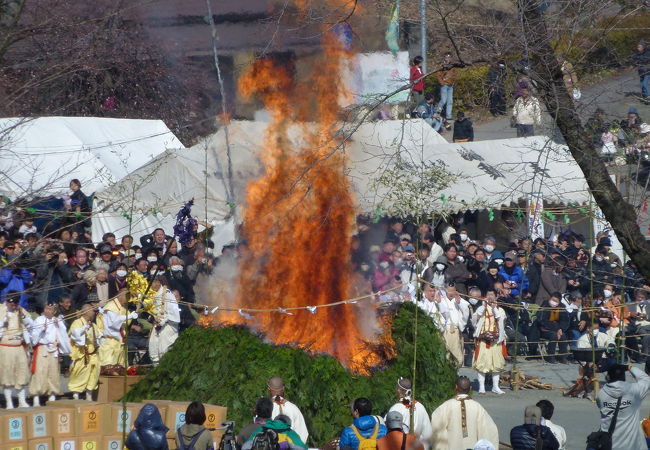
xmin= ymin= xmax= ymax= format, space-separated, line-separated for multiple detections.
xmin=125 ymin=403 xmax=169 ymax=450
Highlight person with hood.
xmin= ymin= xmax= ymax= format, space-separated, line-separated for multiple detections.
xmin=498 ymin=251 xmax=529 ymax=298
xmin=377 ymin=411 xmax=423 ymax=450
xmin=340 ymin=397 xmax=388 ymax=450
xmin=478 ymin=261 xmax=502 ymax=296
xmin=175 ymin=402 xmax=214 ymax=450
xmin=245 ymin=414 xmax=306 ymax=450
xmin=596 ymin=364 xmax=650 ymax=450
xmin=126 ymin=403 xmax=169 ymax=450
xmin=430 ymin=376 xmax=499 ymax=449
xmin=509 ymin=406 xmax=559 ymax=449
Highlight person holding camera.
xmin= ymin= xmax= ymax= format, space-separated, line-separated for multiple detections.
xmin=593 ymin=364 xmax=650 ymax=450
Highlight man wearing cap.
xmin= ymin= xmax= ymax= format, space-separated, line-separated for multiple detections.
xmin=267 ymin=377 xmax=308 ymax=443
xmin=92 ymin=245 xmax=114 ymax=272
xmin=377 ymin=410 xmax=424 ymax=450
xmin=498 ymin=251 xmax=529 ymax=298
xmin=68 ymin=296 xmax=103 ymax=401
xmin=0 ymin=294 xmax=33 ymax=408
xmin=386 ymin=377 xmax=432 ymax=447
xmin=29 ymin=300 xmax=71 ymax=405
xmin=430 ymin=376 xmax=498 ymax=449
xmin=509 ymin=406 xmax=559 ymax=449
xmin=97 ymin=289 xmax=137 ymax=368
xmin=634 ymin=40 xmax=650 ymax=102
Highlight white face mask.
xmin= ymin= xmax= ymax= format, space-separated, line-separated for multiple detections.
xmin=457 ymin=255 xmax=465 ymax=263
xmin=435 ymin=263 xmax=446 ymax=271
xmin=549 ymin=300 xmax=559 ymax=307
xmin=116 ymin=269 xmax=127 ymax=278
xmin=603 ymin=289 xmax=612 ymax=298
xmin=469 ymin=297 xmax=479 ymax=305
xmin=484 ymin=245 xmax=495 ymax=253
xmin=150 ymin=270 xmax=158 ymax=276
xmin=460 ymin=233 xmax=468 ymax=242
xmin=135 ymin=253 xmax=142 ymax=259
xmin=595 ymin=256 xmax=604 ymax=262
xmin=171 ymin=265 xmax=183 ymax=272
xmin=147 ymin=256 xmax=158 ymax=262
xmin=62 ymin=258 xmax=68 ymax=265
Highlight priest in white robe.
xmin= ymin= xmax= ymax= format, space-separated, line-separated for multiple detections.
xmin=430 ymin=376 xmax=499 ymax=450
xmin=29 ymin=301 xmax=71 ymax=405
xmin=268 ymin=377 xmax=309 ymax=443
xmin=386 ymin=377 xmax=433 ymax=449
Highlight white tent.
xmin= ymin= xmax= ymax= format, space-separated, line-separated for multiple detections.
xmin=0 ymin=116 xmax=185 ymax=199
xmin=93 ymin=119 xmax=590 ymax=250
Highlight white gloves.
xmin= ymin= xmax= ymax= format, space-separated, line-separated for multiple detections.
xmin=128 ymin=312 xmax=139 ymax=320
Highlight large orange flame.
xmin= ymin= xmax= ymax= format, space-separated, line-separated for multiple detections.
xmin=200 ymin=3 xmax=391 ymax=374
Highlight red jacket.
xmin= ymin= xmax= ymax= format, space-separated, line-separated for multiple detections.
xmin=410 ymin=65 xmax=425 ymax=92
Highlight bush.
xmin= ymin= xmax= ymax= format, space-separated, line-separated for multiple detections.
xmin=123 ymin=303 xmax=457 ymax=447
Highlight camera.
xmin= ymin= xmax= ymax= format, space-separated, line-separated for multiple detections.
xmin=218 ymin=421 xmax=238 ymax=450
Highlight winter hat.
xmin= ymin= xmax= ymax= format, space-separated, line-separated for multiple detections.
xmin=629 ymin=106 xmax=639 ymax=115
xmin=488 ymin=261 xmax=500 ymax=270
xmin=403 ymin=245 xmax=415 ymax=253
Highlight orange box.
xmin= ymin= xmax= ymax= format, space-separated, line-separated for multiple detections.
xmin=204 ymin=405 xmax=228 ymax=447
xmin=28 ymin=438 xmax=53 ymax=450
xmin=75 ymin=404 xmax=107 ymax=436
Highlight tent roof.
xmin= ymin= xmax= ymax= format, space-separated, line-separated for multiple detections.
xmin=0 ymin=116 xmax=185 ymax=199
xmin=94 ymin=120 xmax=589 ymax=222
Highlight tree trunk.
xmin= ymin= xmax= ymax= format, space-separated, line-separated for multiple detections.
xmin=517 ymin=0 xmax=650 ymax=280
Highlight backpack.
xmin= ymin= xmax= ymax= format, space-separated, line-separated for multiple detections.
xmin=251 ymin=428 xmax=279 ymax=450
xmin=351 ymin=424 xmax=379 ymax=450
xmin=586 ymin=397 xmax=622 ymax=450
xmin=177 ymin=428 xmax=206 ymax=450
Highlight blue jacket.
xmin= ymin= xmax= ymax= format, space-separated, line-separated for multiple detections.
xmin=0 ymin=268 xmax=33 ymax=308
xmin=340 ymin=416 xmax=387 ymax=450
xmin=498 ymin=265 xmax=529 ymax=297
xmin=125 ymin=403 xmax=169 ymax=450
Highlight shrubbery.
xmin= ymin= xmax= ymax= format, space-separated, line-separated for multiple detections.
xmin=123 ymin=302 xmax=457 ymax=447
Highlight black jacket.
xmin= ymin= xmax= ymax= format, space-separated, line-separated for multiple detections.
xmin=509 ymin=424 xmax=559 ymax=450
xmin=453 ymin=118 xmax=474 ymax=141
xmin=537 ymin=301 xmax=570 ymax=332
xmin=487 ymin=65 xmax=506 ymax=93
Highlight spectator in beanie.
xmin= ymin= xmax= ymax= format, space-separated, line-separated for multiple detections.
xmin=452 ymin=112 xmax=474 ymax=142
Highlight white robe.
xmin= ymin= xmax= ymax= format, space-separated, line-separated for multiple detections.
xmin=30 ymin=316 xmax=71 ymax=356
xmin=416 ymin=298 xmax=449 ymax=332
xmin=387 ymin=401 xmax=433 ymax=448
xmin=429 ymin=395 xmax=499 ymax=450
xmin=272 ymin=399 xmax=308 ymax=443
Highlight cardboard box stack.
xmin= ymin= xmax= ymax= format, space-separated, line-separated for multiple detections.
xmin=0 ymin=400 xmax=226 ymax=450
